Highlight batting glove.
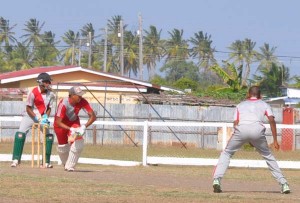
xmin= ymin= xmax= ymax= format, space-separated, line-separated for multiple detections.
xmin=40 ymin=114 xmax=50 ymax=125
xmin=33 ymin=115 xmax=41 ymax=123
xmin=70 ymin=127 xmax=77 ymax=136
xmin=76 ymin=125 xmax=86 ymax=136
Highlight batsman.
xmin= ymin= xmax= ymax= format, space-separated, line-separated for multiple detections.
xmin=54 ymin=86 xmax=96 ymax=171
xmin=11 ymin=73 xmax=55 ymax=168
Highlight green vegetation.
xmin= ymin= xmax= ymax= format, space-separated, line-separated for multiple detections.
xmin=0 ymin=15 xmax=299 ymax=101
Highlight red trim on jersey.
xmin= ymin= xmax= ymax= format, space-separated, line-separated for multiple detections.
xmin=247 ymin=97 xmax=259 ymax=101
xmin=54 ymin=97 xmax=92 ymax=127
xmin=32 ymin=87 xmax=47 ymax=115
xmin=265 ymin=110 xmax=268 ymax=116
xmin=236 ymin=109 xmax=240 ymax=122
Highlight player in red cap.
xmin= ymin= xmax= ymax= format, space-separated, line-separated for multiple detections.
xmin=54 ymin=86 xmax=96 ymax=171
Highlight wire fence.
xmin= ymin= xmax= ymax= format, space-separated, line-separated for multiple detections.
xmin=1 ymin=117 xmax=300 ymax=169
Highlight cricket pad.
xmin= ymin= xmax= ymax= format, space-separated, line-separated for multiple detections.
xmin=12 ymin=132 xmax=26 ymax=161
xmin=46 ymin=134 xmax=54 ymax=163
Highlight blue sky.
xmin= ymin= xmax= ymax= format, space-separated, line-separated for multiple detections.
xmin=2 ymin=0 xmax=300 ymax=75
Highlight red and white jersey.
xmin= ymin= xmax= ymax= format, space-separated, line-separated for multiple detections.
xmin=26 ymin=86 xmax=55 ymax=116
xmin=234 ymin=98 xmax=274 ymax=125
xmin=54 ymin=97 xmax=93 ymax=127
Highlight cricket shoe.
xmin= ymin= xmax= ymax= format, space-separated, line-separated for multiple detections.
xmin=41 ymin=163 xmax=53 ymax=168
xmin=10 ymin=160 xmax=19 ymax=167
xmin=65 ymin=167 xmax=75 ymax=172
xmin=281 ymin=183 xmax=290 ymax=194
xmin=213 ymin=178 xmax=222 ymax=193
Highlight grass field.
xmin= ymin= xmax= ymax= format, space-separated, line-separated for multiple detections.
xmin=1 ymin=142 xmax=300 ymax=202
xmin=1 ymin=142 xmax=300 ymax=161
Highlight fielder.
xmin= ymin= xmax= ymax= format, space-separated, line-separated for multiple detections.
xmin=54 ymin=86 xmax=96 ymax=172
xmin=11 ymin=73 xmax=55 ymax=168
xmin=212 ymin=86 xmax=290 ymax=194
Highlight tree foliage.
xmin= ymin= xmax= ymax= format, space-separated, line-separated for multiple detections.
xmin=0 ymin=15 xmax=296 ymax=104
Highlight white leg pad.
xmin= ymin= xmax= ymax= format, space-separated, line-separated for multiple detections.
xmin=57 ymin=144 xmax=70 ymax=165
xmin=65 ymin=139 xmax=84 ymax=170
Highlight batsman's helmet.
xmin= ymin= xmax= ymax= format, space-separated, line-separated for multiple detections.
xmin=37 ymin=72 xmax=52 ymax=84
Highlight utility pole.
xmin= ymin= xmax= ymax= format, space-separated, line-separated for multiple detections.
xmin=104 ymin=27 xmax=107 ymax=72
xmin=78 ymin=39 xmax=82 ymax=66
xmin=88 ymin=32 xmax=92 ymax=68
xmin=119 ymin=20 xmax=124 ymax=76
xmin=138 ymin=13 xmax=143 ymax=80
xmin=71 ymin=42 xmax=75 ymax=65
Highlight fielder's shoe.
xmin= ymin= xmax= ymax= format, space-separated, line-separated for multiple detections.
xmin=281 ymin=183 xmax=290 ymax=194
xmin=10 ymin=160 xmax=19 ymax=167
xmin=65 ymin=167 xmax=75 ymax=172
xmin=213 ymin=178 xmax=222 ymax=193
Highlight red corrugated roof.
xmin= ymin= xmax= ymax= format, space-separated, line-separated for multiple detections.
xmin=0 ymin=66 xmax=184 ymax=94
xmin=56 ymin=82 xmax=146 ymax=89
xmin=0 ymin=65 xmax=77 ymax=80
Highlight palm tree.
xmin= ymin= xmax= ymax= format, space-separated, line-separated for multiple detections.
xmin=189 ymin=31 xmax=216 ymax=71
xmin=80 ymin=23 xmax=102 ymax=68
xmin=228 ymin=39 xmax=258 ymax=87
xmin=253 ymin=63 xmax=289 ymax=97
xmin=143 ymin=25 xmax=165 ymax=80
xmin=228 ymin=40 xmax=244 ymax=66
xmin=243 ymin=38 xmax=258 ymax=87
xmin=42 ymin=31 xmax=60 ymax=61
xmin=61 ymin=30 xmax=80 ymax=65
xmin=0 ymin=49 xmax=15 ymax=72
xmin=21 ymin=18 xmax=45 ymax=48
xmin=107 ymin=15 xmax=127 ymax=46
xmin=123 ymin=31 xmax=138 ymax=77
xmin=42 ymin=31 xmax=60 ymax=46
xmin=80 ymin=23 xmax=95 ymax=39
xmin=256 ymin=43 xmax=278 ymax=72
xmin=210 ymin=62 xmax=243 ymax=91
xmin=11 ymin=42 xmax=33 ymax=70
xmin=165 ymin=29 xmax=189 ymax=63
xmin=0 ymin=17 xmax=17 ymax=47
xmin=106 ymin=15 xmax=128 ymax=73
xmin=32 ymin=42 xmax=58 ymax=67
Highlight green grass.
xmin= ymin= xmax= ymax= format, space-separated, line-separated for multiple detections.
xmin=1 ymin=142 xmax=300 ymax=162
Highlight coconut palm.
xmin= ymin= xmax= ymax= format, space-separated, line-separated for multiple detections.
xmin=123 ymin=31 xmax=139 ymax=77
xmin=189 ymin=31 xmax=216 ymax=71
xmin=0 ymin=17 xmax=17 ymax=47
xmin=243 ymin=38 xmax=258 ymax=86
xmin=32 ymin=42 xmax=58 ymax=67
xmin=256 ymin=43 xmax=278 ymax=72
xmin=80 ymin=23 xmax=95 ymax=39
xmin=227 ymin=40 xmax=244 ymax=66
xmin=143 ymin=25 xmax=165 ymax=80
xmin=165 ymin=29 xmax=189 ymax=63
xmin=21 ymin=18 xmax=45 ymax=48
xmin=42 ymin=31 xmax=60 ymax=46
xmin=106 ymin=15 xmax=128 ymax=73
xmin=11 ymin=42 xmax=33 ymax=70
xmin=61 ymin=30 xmax=80 ymax=65
xmin=253 ymin=63 xmax=289 ymax=97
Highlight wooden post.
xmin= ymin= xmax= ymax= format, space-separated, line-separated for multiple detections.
xmin=92 ymin=126 xmax=97 ymax=145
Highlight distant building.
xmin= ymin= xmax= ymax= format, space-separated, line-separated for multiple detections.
xmin=266 ymin=87 xmax=300 ymax=107
xmin=0 ymin=66 xmax=183 ymax=103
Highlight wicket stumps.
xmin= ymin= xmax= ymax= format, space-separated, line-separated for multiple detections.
xmin=31 ymin=123 xmax=48 ymax=168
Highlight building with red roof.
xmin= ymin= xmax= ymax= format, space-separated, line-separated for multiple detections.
xmin=0 ymin=66 xmax=183 ymax=103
